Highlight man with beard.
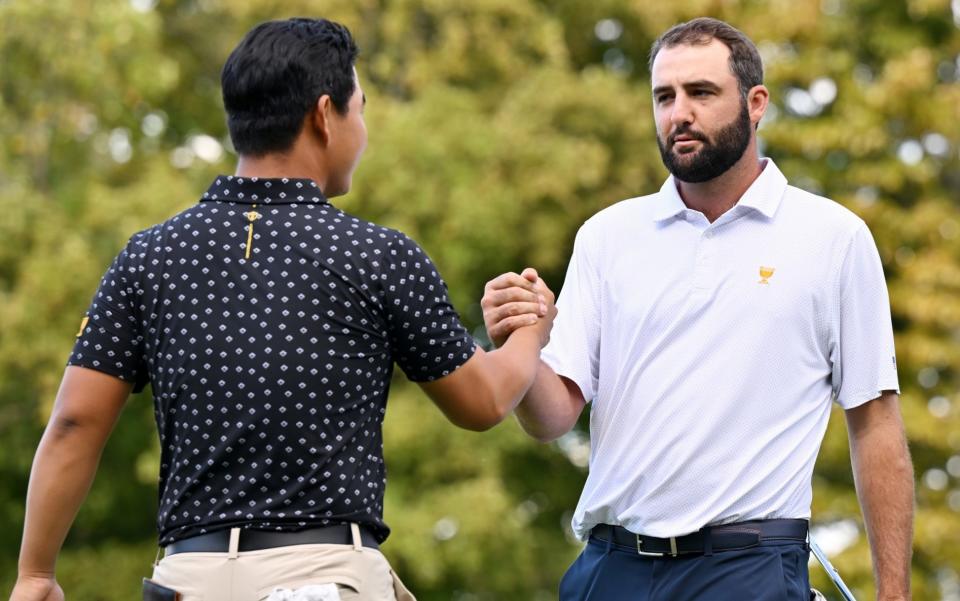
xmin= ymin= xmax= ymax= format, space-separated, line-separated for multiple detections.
xmin=480 ymin=17 xmax=913 ymax=601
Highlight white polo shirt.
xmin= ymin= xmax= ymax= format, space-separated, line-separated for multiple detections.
xmin=542 ymin=159 xmax=899 ymax=540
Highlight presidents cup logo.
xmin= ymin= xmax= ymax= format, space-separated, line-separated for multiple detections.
xmin=758 ymin=266 xmax=775 ymax=285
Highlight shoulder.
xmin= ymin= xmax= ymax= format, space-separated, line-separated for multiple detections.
xmin=778 ymin=185 xmax=868 ymax=241
xmin=324 ymin=207 xmax=412 ymax=246
xmin=342 ymin=211 xmax=426 ymax=257
xmin=324 ymin=208 xmax=437 ymax=273
xmin=127 ymin=203 xmax=209 ymax=246
xmin=574 ymin=191 xmax=662 ymax=249
xmin=585 ymin=192 xmax=661 ymax=227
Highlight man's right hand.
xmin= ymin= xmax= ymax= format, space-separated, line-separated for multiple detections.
xmin=482 ymin=267 xmax=556 ymax=348
xmin=9 ymin=574 xmax=64 ymax=601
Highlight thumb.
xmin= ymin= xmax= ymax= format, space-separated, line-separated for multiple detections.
xmin=520 ymin=267 xmax=539 ymax=283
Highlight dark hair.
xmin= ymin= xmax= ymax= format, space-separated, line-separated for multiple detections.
xmin=221 ymin=18 xmax=359 ymax=156
xmin=648 ymin=17 xmax=763 ymax=99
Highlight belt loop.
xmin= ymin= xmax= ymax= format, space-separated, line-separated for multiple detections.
xmin=228 ymin=527 xmax=241 ymax=559
xmin=350 ymin=523 xmax=363 ymax=552
xmin=703 ymin=526 xmax=713 ymax=557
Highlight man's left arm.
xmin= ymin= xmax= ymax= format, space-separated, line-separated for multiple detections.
xmin=845 ymin=391 xmax=914 ymax=601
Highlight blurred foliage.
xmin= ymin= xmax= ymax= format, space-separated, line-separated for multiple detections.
xmin=1 ymin=0 xmax=959 ymax=599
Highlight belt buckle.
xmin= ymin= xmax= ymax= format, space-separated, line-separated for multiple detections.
xmin=636 ymin=535 xmax=678 ymax=557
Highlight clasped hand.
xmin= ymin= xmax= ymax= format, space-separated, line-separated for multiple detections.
xmin=481 ymin=267 xmax=556 ymax=348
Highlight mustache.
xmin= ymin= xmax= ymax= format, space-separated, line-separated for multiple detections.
xmin=668 ymin=127 xmax=709 ymax=147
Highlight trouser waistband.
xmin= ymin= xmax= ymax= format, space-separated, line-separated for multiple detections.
xmin=590 ymin=519 xmax=809 ymax=557
xmin=164 ymin=523 xmax=379 ymax=556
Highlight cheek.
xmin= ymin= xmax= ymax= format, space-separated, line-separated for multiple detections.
xmin=358 ymin=122 xmax=368 ymax=152
xmin=654 ymin=122 xmax=670 ymax=143
xmin=349 ymin=132 xmax=366 ymax=166
xmin=653 ymin=111 xmax=673 ymax=136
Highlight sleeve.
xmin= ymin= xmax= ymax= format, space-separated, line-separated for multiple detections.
xmin=67 ymin=240 xmax=149 ymax=392
xmin=541 ymin=225 xmax=601 ymax=403
xmin=382 ymin=233 xmax=476 ymax=382
xmin=831 ymin=222 xmax=900 ymax=409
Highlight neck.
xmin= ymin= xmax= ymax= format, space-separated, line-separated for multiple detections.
xmin=676 ymin=143 xmax=763 ymax=223
xmin=235 ymin=134 xmax=331 ymax=193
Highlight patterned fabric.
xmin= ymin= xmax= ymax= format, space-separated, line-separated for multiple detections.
xmin=69 ymin=175 xmax=475 ymax=544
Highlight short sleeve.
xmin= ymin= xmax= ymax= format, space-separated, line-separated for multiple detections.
xmin=68 ymin=241 xmax=149 ymax=392
xmin=541 ymin=225 xmax=601 ymax=402
xmin=831 ymin=222 xmax=899 ymax=408
xmin=382 ymin=233 xmax=475 ymax=382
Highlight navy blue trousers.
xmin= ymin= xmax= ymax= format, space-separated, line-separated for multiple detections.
xmin=559 ymin=536 xmax=811 ymax=601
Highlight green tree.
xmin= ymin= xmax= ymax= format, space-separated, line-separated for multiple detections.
xmin=1 ymin=1 xmax=958 ymax=599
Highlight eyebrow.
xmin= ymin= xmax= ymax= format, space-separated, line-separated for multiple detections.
xmin=652 ymin=80 xmax=723 ymax=96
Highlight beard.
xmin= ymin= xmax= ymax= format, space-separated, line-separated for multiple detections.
xmin=657 ymin=101 xmax=752 ymax=183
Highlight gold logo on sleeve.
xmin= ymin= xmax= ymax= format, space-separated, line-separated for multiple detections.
xmin=76 ymin=316 xmax=89 ymax=337
xmin=758 ymin=266 xmax=775 ymax=284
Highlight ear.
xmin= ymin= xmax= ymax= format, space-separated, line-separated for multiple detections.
xmin=746 ymin=85 xmax=770 ymax=127
xmin=310 ymin=95 xmax=335 ymax=146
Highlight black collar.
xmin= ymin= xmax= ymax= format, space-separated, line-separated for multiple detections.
xmin=201 ymin=175 xmax=328 ymax=205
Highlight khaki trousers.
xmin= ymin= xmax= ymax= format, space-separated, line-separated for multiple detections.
xmin=150 ymin=525 xmax=416 ymax=601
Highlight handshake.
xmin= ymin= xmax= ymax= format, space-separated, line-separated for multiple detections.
xmin=481 ymin=267 xmax=557 ymax=349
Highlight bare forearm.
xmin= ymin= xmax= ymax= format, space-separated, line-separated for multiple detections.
xmin=848 ymin=396 xmax=915 ymax=600
xmin=476 ymin=327 xmax=543 ymax=421
xmin=18 ymin=423 xmax=108 ymax=576
xmin=514 ymin=361 xmax=584 ymax=442
xmin=423 ymin=326 xmax=545 ymax=431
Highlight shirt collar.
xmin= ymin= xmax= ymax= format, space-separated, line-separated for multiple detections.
xmin=651 ymin=158 xmax=788 ymax=222
xmin=201 ymin=175 xmax=328 ymax=205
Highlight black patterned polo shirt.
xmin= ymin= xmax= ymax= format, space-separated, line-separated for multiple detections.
xmin=68 ymin=175 xmax=476 ymax=545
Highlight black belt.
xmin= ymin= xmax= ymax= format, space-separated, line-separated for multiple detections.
xmin=165 ymin=524 xmax=380 ymax=556
xmin=591 ymin=519 xmax=808 ymax=557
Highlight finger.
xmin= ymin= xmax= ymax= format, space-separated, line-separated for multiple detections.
xmin=489 ymin=314 xmax=539 ymax=340
xmin=520 ymin=267 xmax=539 ymax=283
xmin=535 ymin=277 xmax=556 ymax=303
xmin=487 ymin=302 xmax=544 ymax=325
xmin=482 ymin=287 xmax=541 ymax=310
xmin=484 ymin=272 xmax=538 ymax=294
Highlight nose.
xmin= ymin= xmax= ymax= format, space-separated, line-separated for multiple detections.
xmin=669 ymin=93 xmax=694 ymax=130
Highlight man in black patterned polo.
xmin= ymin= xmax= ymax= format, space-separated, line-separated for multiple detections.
xmin=11 ymin=18 xmax=554 ymax=601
